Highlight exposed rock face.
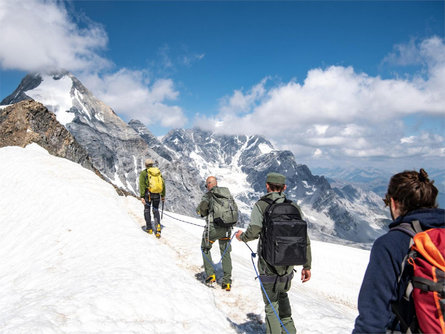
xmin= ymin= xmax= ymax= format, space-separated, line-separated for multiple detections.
xmin=1 ymin=74 xmax=43 ymax=105
xmin=0 ymin=100 xmax=93 ymax=170
xmin=128 ymin=119 xmax=175 ymax=162
xmin=161 ymin=128 xmax=390 ymax=243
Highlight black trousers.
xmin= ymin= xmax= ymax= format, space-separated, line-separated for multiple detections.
xmin=144 ymin=192 xmax=161 ymax=229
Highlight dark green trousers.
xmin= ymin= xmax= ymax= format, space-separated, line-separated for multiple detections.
xmin=201 ymin=223 xmax=232 ymax=285
xmin=261 ymin=279 xmax=296 ymax=334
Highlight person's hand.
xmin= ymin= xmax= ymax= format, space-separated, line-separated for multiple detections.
xmin=235 ymin=230 xmax=243 ymax=241
xmin=301 ymin=268 xmax=311 ymax=283
xmin=141 ymin=198 xmax=146 ymax=205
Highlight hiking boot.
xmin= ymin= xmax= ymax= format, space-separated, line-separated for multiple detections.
xmin=146 ymin=228 xmax=153 ymax=234
xmin=222 ymin=283 xmax=231 ymax=291
xmin=156 ymin=223 xmax=161 ymax=232
xmin=205 ymin=274 xmax=216 ymax=285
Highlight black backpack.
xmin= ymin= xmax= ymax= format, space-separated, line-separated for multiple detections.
xmin=260 ymin=197 xmax=308 ymax=266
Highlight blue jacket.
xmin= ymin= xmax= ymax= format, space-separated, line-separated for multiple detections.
xmin=352 ymin=208 xmax=445 ymax=334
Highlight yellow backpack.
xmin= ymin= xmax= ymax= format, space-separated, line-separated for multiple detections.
xmin=146 ymin=167 xmax=164 ymax=193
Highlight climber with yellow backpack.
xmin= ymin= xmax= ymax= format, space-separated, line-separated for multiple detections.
xmin=139 ymin=158 xmax=166 ymax=238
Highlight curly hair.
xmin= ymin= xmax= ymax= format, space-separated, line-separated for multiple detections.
xmin=384 ymin=168 xmax=438 ymax=216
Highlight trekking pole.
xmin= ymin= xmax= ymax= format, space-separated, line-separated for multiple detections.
xmin=161 ymin=199 xmax=165 ymax=220
xmin=205 ymin=217 xmax=210 ymax=247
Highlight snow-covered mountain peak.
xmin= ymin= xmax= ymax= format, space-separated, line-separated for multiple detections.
xmin=2 ymin=71 xmax=137 ymax=139
xmin=26 ymin=72 xmax=75 ymax=125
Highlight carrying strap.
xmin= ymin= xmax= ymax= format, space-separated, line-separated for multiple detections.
xmin=390 ymin=220 xmax=425 ymax=333
xmin=260 ymin=196 xmax=291 ymax=213
xmin=391 ymin=220 xmax=424 ymax=286
xmin=259 ymin=196 xmax=288 ymax=230
xmin=413 ymin=276 xmax=445 ymax=294
xmin=391 ymin=220 xmax=423 ymax=238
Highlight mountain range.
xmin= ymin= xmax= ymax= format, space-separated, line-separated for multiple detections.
xmin=1 ymin=71 xmax=391 ymax=246
xmin=312 ymin=167 xmax=445 ymax=209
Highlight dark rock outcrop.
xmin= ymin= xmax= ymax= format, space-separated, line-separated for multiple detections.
xmin=0 ymin=100 xmax=132 ymax=197
xmin=0 ymin=100 xmax=93 ymax=170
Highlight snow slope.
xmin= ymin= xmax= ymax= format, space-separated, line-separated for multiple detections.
xmin=0 ymin=144 xmax=370 ymax=333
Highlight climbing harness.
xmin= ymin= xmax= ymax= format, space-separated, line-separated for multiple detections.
xmin=201 ymin=232 xmax=236 ymax=274
xmin=149 ymin=209 xmax=235 ymax=282
xmin=243 ymin=242 xmax=291 ymax=334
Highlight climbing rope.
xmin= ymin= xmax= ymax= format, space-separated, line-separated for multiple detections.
xmin=161 ymin=211 xmax=205 ymax=227
xmin=243 ymin=242 xmax=290 ymax=334
xmin=150 ymin=208 xmax=235 ymax=282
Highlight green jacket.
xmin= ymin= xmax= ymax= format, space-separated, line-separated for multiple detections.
xmin=240 ymin=191 xmax=312 ymax=276
xmin=139 ymin=168 xmax=166 ymax=198
xmin=196 ymin=189 xmax=213 ymax=218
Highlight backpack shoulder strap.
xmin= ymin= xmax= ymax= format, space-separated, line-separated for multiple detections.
xmin=390 ymin=220 xmax=423 ymax=237
xmin=260 ymin=196 xmax=286 ymax=212
xmin=391 ymin=220 xmax=424 ymax=285
xmin=390 ymin=220 xmax=425 ymax=333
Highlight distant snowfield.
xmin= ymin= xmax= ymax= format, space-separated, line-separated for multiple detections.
xmin=0 ymin=144 xmax=370 ymax=333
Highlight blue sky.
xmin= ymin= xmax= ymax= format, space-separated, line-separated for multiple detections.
xmin=0 ymin=0 xmax=444 ymax=172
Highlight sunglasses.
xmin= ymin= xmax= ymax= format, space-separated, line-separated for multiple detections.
xmin=382 ymin=194 xmax=391 ymax=206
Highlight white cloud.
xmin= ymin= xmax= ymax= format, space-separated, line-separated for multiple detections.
xmin=80 ymin=69 xmax=187 ymax=128
xmin=400 ymin=136 xmax=415 ymax=144
xmin=0 ymin=0 xmax=110 ymax=72
xmin=384 ymin=36 xmax=445 ymax=68
xmin=219 ymin=78 xmax=268 ymax=115
xmin=182 ymin=53 xmax=205 ymax=66
xmin=195 ymin=37 xmax=445 ymax=166
xmin=313 ymin=148 xmax=323 ymax=158
xmin=0 ymin=0 xmax=188 ymax=129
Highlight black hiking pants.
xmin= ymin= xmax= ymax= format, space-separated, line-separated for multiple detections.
xmin=144 ymin=192 xmax=161 ymax=230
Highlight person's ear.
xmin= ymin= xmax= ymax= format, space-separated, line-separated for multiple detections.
xmin=390 ymin=197 xmax=397 ymax=210
xmin=390 ymin=197 xmax=401 ymax=220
